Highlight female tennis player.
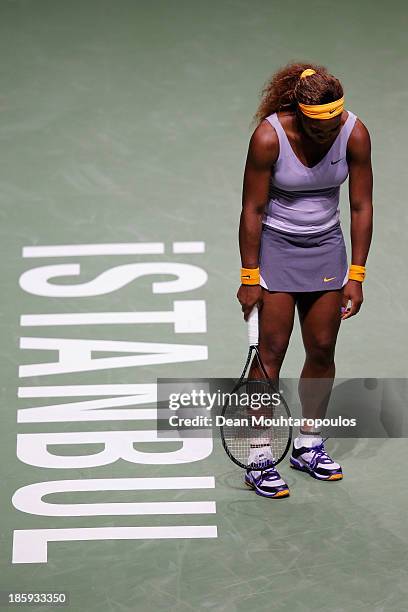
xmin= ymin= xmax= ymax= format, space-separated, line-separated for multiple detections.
xmin=237 ymin=62 xmax=373 ymax=498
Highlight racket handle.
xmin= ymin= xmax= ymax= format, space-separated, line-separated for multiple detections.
xmin=247 ymin=306 xmax=259 ymax=346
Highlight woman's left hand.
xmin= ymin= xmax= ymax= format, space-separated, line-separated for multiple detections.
xmin=341 ymin=280 xmax=364 ymax=320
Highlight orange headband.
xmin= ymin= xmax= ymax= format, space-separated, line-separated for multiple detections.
xmin=298 ymin=69 xmax=344 ymax=120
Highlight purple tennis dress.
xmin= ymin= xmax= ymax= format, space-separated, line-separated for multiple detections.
xmin=260 ymin=110 xmax=357 ymax=292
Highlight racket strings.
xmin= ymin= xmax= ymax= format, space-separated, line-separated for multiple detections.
xmin=222 ymin=378 xmax=290 ymax=467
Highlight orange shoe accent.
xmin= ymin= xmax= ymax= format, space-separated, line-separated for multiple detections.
xmin=327 ymin=473 xmax=343 ymax=480
xmin=274 ymin=489 xmax=290 ymax=497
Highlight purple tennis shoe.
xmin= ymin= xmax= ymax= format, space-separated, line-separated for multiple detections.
xmin=290 ymin=438 xmax=343 ymax=481
xmin=245 ymin=464 xmax=290 ymax=498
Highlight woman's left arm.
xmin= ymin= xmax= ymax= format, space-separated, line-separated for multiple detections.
xmin=342 ymin=119 xmax=373 ymax=319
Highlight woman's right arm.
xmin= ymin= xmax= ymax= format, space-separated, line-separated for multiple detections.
xmin=237 ymin=121 xmax=279 ymax=319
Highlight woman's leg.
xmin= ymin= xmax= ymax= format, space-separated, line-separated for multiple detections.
xmin=290 ymin=289 xmax=344 ymax=481
xmin=245 ymin=290 xmax=295 ymax=497
xmin=296 ymin=289 xmax=343 ymax=426
xmin=249 ymin=290 xmax=296 ymax=380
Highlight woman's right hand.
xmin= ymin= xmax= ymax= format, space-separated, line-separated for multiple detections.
xmin=236 ymin=284 xmax=263 ymax=321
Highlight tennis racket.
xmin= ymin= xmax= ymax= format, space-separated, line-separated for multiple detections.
xmin=220 ymin=306 xmax=292 ymax=469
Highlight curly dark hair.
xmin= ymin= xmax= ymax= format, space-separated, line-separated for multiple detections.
xmin=252 ymin=61 xmax=344 ymax=127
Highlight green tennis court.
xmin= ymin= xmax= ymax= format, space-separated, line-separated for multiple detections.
xmin=1 ymin=1 xmax=407 ymax=610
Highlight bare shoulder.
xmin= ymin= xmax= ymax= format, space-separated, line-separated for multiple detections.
xmin=347 ymin=117 xmax=371 ymax=161
xmin=247 ymin=119 xmax=279 ymax=167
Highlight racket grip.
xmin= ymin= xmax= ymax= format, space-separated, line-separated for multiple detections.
xmin=247 ymin=306 xmax=259 ymax=346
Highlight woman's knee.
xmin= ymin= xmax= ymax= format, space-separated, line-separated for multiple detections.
xmin=260 ymin=335 xmax=290 ymax=365
xmin=305 ymin=335 xmax=336 ymax=365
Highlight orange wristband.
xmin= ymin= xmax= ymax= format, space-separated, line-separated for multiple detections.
xmin=240 ymin=267 xmax=260 ymax=285
xmin=348 ymin=264 xmax=366 ymax=282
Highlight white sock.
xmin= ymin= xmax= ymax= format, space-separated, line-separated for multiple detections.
xmin=294 ymin=433 xmax=323 ymax=450
xmin=248 ymin=444 xmax=274 ymax=465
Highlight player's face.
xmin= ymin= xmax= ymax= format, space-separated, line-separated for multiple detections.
xmin=299 ymin=114 xmax=342 ymax=144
